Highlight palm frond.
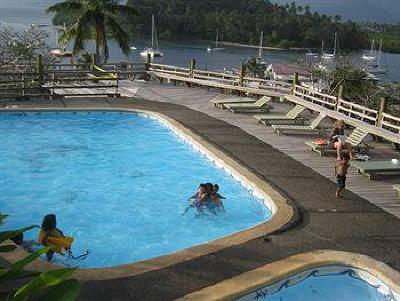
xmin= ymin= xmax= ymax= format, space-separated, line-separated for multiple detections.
xmin=106 ymin=17 xmax=130 ymax=56
xmin=61 ymin=11 xmax=95 ymax=55
xmin=104 ymin=4 xmax=137 ymax=17
xmin=46 ymin=0 xmax=83 ymax=14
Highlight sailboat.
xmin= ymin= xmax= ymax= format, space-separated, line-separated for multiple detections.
xmin=256 ymin=31 xmax=267 ymax=65
xmin=362 ymin=39 xmax=377 ymax=61
xmin=365 ymin=39 xmax=387 ymax=75
xmin=140 ymin=15 xmax=163 ymax=58
xmin=50 ymin=24 xmax=72 ymax=57
xmin=321 ymin=32 xmax=338 ymax=60
xmin=207 ymin=29 xmax=224 ymax=52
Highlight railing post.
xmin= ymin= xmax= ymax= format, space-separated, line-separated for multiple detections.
xmin=114 ymin=64 xmax=119 ymax=97
xmin=37 ymin=54 xmax=43 ymax=88
xmin=292 ymin=72 xmax=299 ymax=95
xmin=376 ymin=96 xmax=387 ymax=127
xmin=336 ymin=84 xmax=343 ymax=111
xmin=189 ymin=59 xmax=196 ymax=78
xmin=239 ymin=64 xmax=245 ymax=87
xmin=144 ymin=54 xmax=151 ymax=81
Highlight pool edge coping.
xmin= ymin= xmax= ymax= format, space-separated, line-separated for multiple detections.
xmin=0 ymin=107 xmax=294 ymax=281
xmin=175 ymin=250 xmax=400 ymax=301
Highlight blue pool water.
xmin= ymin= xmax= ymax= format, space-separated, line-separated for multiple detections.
xmin=238 ymin=267 xmax=397 ymax=301
xmin=0 ymin=111 xmax=271 ymax=268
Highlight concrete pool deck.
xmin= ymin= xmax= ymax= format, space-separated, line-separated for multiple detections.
xmin=1 ymin=96 xmax=400 ymax=300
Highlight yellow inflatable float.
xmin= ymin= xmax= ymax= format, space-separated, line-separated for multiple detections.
xmin=39 ymin=229 xmax=74 ymax=255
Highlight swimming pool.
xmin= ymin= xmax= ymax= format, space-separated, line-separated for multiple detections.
xmin=237 ymin=266 xmax=399 ymax=301
xmin=0 ymin=111 xmax=272 ymax=268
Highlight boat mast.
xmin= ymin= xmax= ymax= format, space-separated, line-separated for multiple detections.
xmin=377 ymin=38 xmax=383 ymax=67
xmin=151 ymin=14 xmax=155 ymax=48
xmin=333 ymin=32 xmax=337 ymax=56
xmin=321 ymin=40 xmax=324 ymax=55
xmin=258 ymin=30 xmax=263 ymax=58
xmin=370 ymin=39 xmax=375 ymax=56
xmin=216 ymin=29 xmax=219 ymax=48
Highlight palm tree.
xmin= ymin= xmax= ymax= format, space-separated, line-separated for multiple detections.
xmin=47 ymin=0 xmax=136 ymax=64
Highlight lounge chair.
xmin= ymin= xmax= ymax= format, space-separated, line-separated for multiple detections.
xmin=211 ymin=95 xmax=264 ymax=108
xmin=254 ymin=104 xmax=306 ymax=125
xmin=394 ymin=184 xmax=400 ymax=198
xmin=305 ymin=128 xmax=371 ymax=157
xmin=351 ymin=160 xmax=400 ymax=180
xmin=225 ymin=97 xmax=272 ymax=113
xmin=271 ymin=113 xmax=326 ymax=135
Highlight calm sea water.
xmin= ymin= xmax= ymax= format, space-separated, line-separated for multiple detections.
xmin=0 ymin=0 xmax=399 ymax=82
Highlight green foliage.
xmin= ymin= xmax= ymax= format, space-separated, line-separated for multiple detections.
xmin=0 ymin=226 xmax=38 ymax=245
xmin=329 ymin=64 xmax=383 ymax=110
xmin=0 ymin=214 xmax=80 ymax=301
xmin=122 ymin=0 xmax=368 ymax=50
xmin=364 ymin=23 xmax=400 ymax=53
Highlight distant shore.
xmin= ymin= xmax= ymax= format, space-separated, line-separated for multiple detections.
xmin=218 ymin=41 xmax=315 ymax=52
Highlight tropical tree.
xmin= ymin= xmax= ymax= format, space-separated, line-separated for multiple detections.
xmin=47 ymin=0 xmax=136 ymax=64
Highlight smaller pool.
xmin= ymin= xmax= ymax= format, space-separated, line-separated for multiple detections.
xmin=237 ymin=266 xmax=399 ymax=301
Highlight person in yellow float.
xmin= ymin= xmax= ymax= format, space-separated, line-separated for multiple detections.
xmin=39 ymin=214 xmax=73 ymax=261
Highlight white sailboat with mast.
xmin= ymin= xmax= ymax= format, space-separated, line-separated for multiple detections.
xmin=50 ymin=23 xmax=72 ymax=57
xmin=207 ymin=29 xmax=224 ymax=52
xmin=321 ymin=32 xmax=337 ymax=60
xmin=140 ymin=15 xmax=163 ymax=58
xmin=256 ymin=30 xmax=267 ymax=65
xmin=362 ymin=39 xmax=377 ymax=61
xmin=365 ymin=39 xmax=387 ymax=75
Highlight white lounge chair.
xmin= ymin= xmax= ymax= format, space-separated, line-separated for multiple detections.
xmin=254 ymin=104 xmax=306 ymax=125
xmin=225 ymin=97 xmax=272 ymax=113
xmin=211 ymin=95 xmax=260 ymax=108
xmin=272 ymin=113 xmax=326 ymax=135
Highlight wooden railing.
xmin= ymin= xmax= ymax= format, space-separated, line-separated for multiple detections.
xmin=0 ymin=61 xmax=134 ymax=98
xmin=381 ymin=113 xmax=400 ymax=134
xmin=337 ymin=98 xmax=378 ymax=125
xmin=149 ymin=63 xmax=291 ymax=97
xmin=293 ymin=85 xmax=336 ymax=110
xmin=290 ymin=85 xmax=400 ymax=144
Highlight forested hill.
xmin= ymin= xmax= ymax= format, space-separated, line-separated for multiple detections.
xmin=124 ymin=0 xmax=368 ymax=50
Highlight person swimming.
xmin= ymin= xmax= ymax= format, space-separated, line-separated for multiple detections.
xmin=183 ymin=183 xmax=226 ymax=215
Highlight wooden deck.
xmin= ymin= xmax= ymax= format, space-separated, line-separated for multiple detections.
xmin=119 ymin=80 xmax=400 ymax=218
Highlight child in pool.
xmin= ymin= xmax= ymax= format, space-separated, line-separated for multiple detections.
xmin=183 ymin=184 xmax=207 ymax=214
xmin=39 ymin=214 xmax=73 ymax=261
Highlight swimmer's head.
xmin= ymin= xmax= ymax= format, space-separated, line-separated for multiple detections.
xmin=205 ymin=183 xmax=213 ymax=193
xmin=42 ymin=214 xmax=57 ymax=232
xmin=199 ymin=183 xmax=206 ymax=193
xmin=213 ymin=184 xmax=219 ymax=192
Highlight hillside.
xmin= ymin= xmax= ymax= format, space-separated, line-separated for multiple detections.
xmin=272 ymin=0 xmax=399 ymax=23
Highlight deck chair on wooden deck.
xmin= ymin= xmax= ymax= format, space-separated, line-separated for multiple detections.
xmin=212 ymin=95 xmax=268 ymax=109
xmin=253 ymin=104 xmax=306 ymax=125
xmin=305 ymin=128 xmax=371 ymax=157
xmin=271 ymin=112 xmax=326 ymax=135
xmin=210 ymin=95 xmax=257 ymax=108
xmin=225 ymin=97 xmax=272 ymax=113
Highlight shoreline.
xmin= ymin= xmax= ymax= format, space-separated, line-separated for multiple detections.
xmin=218 ymin=41 xmax=318 ymax=52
